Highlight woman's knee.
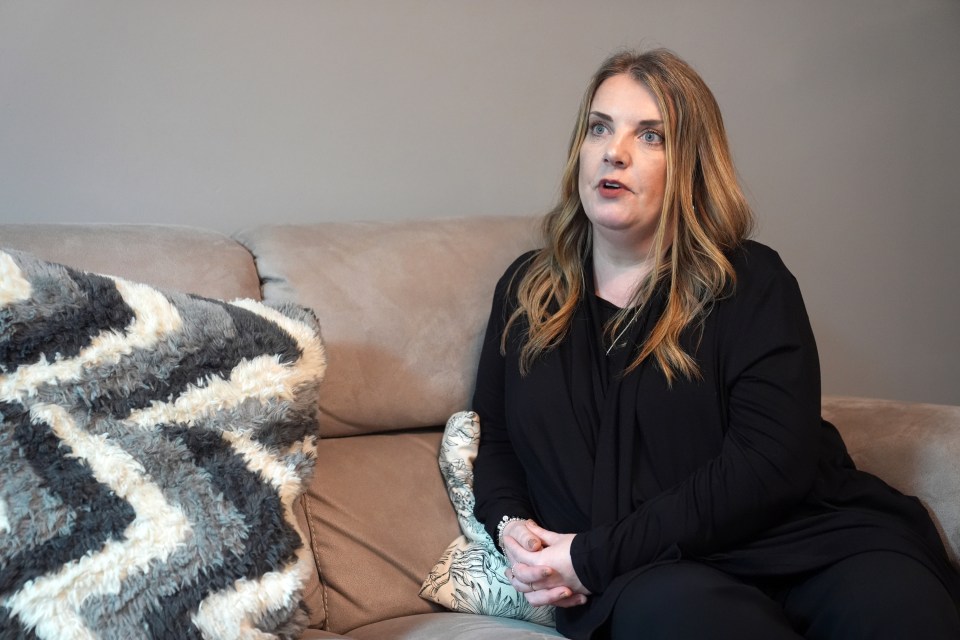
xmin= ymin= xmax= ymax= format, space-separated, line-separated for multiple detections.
xmin=782 ymin=551 xmax=960 ymax=640
xmin=609 ymin=562 xmax=799 ymax=640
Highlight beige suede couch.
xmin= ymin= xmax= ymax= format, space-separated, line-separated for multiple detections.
xmin=2 ymin=218 xmax=958 ymax=639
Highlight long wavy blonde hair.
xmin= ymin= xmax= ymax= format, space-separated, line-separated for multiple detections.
xmin=503 ymin=49 xmax=754 ymax=384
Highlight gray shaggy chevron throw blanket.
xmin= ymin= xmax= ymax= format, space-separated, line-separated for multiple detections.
xmin=0 ymin=249 xmax=326 ymax=640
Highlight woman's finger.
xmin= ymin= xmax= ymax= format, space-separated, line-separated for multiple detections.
xmin=510 ymin=560 xmax=554 ymax=586
xmin=509 ymin=570 xmax=532 ymax=593
xmin=503 ymin=536 xmax=537 ymax=567
xmin=524 ymin=586 xmax=579 ymax=607
xmin=551 ymin=592 xmax=589 ymax=609
xmin=525 ymin=521 xmax=561 ymax=546
xmin=506 ymin=520 xmax=542 ymax=552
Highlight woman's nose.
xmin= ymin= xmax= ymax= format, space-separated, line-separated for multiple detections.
xmin=603 ymin=136 xmax=629 ymax=167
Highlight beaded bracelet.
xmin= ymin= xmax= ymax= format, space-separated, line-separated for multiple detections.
xmin=496 ymin=515 xmax=527 ymax=553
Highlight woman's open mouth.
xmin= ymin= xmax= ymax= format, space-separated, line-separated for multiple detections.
xmin=598 ymin=179 xmax=628 ymax=198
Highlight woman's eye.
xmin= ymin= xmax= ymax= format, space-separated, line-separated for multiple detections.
xmin=589 ymin=122 xmax=608 ymax=135
xmin=641 ymin=130 xmax=664 ymax=144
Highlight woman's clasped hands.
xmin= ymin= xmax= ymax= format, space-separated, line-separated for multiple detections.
xmin=501 ymin=520 xmax=591 ymax=608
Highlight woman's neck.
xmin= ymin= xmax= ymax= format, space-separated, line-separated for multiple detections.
xmin=591 ymin=242 xmax=656 ymax=308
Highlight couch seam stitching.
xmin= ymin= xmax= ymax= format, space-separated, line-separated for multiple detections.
xmin=301 ymin=491 xmax=331 ymax=631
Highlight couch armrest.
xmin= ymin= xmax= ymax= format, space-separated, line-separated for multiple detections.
xmin=822 ymin=395 xmax=960 ymax=566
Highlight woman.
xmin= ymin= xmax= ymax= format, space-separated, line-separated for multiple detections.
xmin=472 ymin=49 xmax=960 ymax=639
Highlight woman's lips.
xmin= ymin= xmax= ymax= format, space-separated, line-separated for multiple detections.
xmin=598 ymin=179 xmax=628 ymax=198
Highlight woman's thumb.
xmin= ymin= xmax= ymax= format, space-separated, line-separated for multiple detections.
xmin=527 ymin=521 xmax=558 ymax=544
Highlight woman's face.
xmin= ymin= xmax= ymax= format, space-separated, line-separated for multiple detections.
xmin=578 ymin=73 xmax=667 ymax=254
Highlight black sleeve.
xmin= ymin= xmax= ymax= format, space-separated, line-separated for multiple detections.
xmin=472 ymin=254 xmax=538 ymax=549
xmin=571 ymin=249 xmax=824 ymax=592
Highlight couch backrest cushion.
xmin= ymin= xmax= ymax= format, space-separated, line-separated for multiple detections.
xmin=237 ymin=216 xmax=539 ymax=437
xmin=0 ymin=224 xmax=261 ymax=301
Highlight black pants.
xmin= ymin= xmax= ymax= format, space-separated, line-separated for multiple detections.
xmin=606 ymin=551 xmax=960 ymax=639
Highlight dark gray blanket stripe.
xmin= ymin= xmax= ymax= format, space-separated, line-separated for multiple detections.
xmin=0 ymin=266 xmax=133 ymax=368
xmin=0 ymin=403 xmax=135 ymax=594
xmin=89 ymin=300 xmax=302 ymax=419
xmin=219 ymin=301 xmax=302 ymax=365
xmin=76 ymin=423 xmax=249 ymax=636
xmin=0 ymin=606 xmax=40 ymax=640
xmin=141 ymin=427 xmax=300 ymax=639
xmin=253 ymin=408 xmax=319 ymax=450
xmin=176 ymin=424 xmax=300 ymax=573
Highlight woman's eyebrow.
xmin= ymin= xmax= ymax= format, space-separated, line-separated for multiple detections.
xmin=588 ymin=111 xmax=663 ymax=128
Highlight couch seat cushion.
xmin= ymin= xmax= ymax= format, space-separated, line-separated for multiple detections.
xmin=349 ymin=612 xmax=563 ymax=640
xmin=300 ymin=430 xmax=460 ymax=633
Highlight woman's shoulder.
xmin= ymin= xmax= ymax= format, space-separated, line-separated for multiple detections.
xmin=730 ymin=239 xmax=788 ymax=270
xmin=502 ymin=249 xmax=540 ymax=277
xmin=484 ymin=249 xmax=541 ymax=313
xmin=728 ymin=240 xmax=795 ymax=284
xmin=493 ymin=249 xmax=540 ymax=291
xmin=720 ymin=240 xmax=805 ymax=307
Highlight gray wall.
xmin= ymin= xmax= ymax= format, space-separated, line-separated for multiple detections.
xmin=1 ymin=1 xmax=958 ymax=405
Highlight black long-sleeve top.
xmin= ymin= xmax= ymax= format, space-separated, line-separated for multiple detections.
xmin=473 ymin=241 xmax=959 ymax=639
